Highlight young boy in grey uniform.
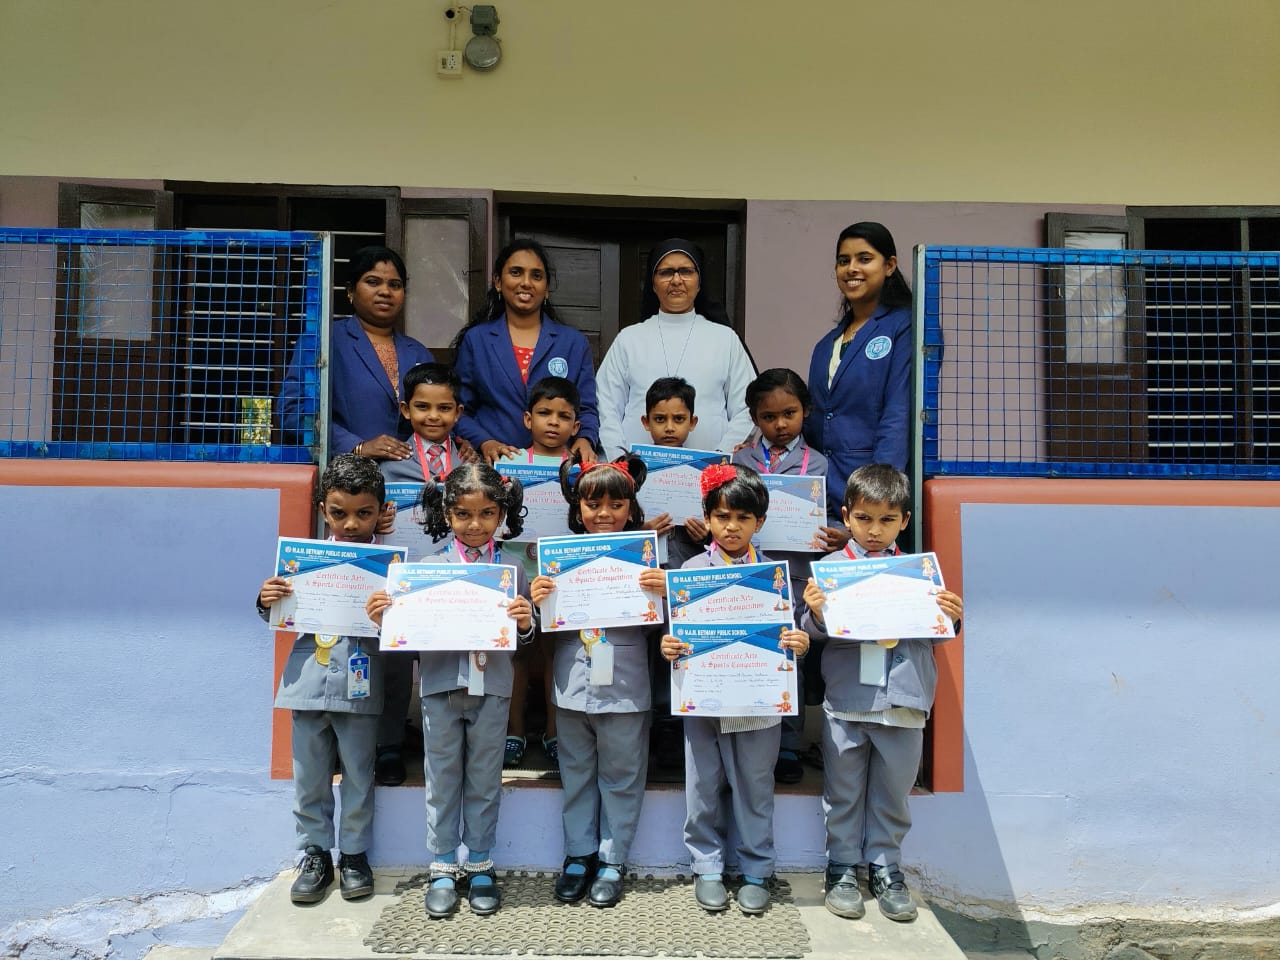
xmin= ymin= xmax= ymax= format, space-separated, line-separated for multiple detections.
xmin=366 ymin=463 xmax=534 ymax=918
xmin=802 ymin=464 xmax=963 ymax=922
xmin=255 ymin=454 xmax=388 ymax=904
xmin=660 ymin=464 xmax=810 ymax=915
xmin=376 ymin=362 xmax=467 ymax=786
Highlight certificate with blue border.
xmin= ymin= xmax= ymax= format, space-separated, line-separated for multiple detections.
xmin=272 ymin=537 xmax=407 ymax=637
xmin=666 ymin=562 xmax=793 ymax=625
xmin=383 ymin=482 xmax=440 ymax=561
xmin=669 ymin=622 xmax=798 ymax=717
xmin=380 ymin=562 xmax=520 ymax=652
xmin=537 ymin=531 xmax=661 ymax=631
xmin=811 ymin=552 xmax=953 ymax=640
xmin=630 ymin=443 xmax=730 ymax=522
xmin=494 ymin=462 xmax=572 ymax=541
xmin=755 ymin=474 xmax=828 ymax=552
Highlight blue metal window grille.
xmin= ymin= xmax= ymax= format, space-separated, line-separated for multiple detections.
xmin=0 ymin=228 xmax=330 ymax=463
xmin=916 ymin=246 xmax=1280 ymax=479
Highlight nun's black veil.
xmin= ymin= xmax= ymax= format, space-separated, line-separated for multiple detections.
xmin=639 ymin=237 xmax=733 ymax=327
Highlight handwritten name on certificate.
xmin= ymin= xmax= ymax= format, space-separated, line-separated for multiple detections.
xmin=537 ymin=531 xmax=661 ymax=631
xmin=494 ymin=462 xmax=571 ymax=541
xmin=383 ymin=482 xmax=440 ymax=561
xmin=380 ymin=562 xmax=519 ymax=652
xmin=667 ymin=562 xmax=794 ymax=626
xmin=670 ymin=623 xmax=798 ymax=717
xmin=631 ymin=443 xmax=729 ymax=522
xmin=811 ymin=552 xmax=954 ymax=641
xmin=755 ymin=474 xmax=828 ymax=552
xmin=272 ymin=537 xmax=407 ymax=637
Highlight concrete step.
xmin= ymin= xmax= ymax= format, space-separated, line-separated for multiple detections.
xmin=143 ymin=949 xmax=216 ymax=960
xmin=213 ymin=870 xmax=966 ymax=960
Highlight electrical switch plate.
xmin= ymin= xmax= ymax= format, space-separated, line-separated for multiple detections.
xmin=436 ymin=50 xmax=462 ymax=76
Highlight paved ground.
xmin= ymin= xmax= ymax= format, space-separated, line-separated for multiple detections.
xmin=169 ymin=870 xmax=972 ymax=960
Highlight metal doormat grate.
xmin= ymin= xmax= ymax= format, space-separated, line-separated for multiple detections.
xmin=366 ymin=871 xmax=812 ymax=957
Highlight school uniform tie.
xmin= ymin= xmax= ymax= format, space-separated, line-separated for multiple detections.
xmin=426 ymin=444 xmax=446 ymax=477
xmin=463 ymin=545 xmax=482 ymax=563
xmin=768 ymin=445 xmax=788 ymax=472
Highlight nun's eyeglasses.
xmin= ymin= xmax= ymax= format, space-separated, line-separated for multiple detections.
xmin=655 ymin=267 xmax=697 ymax=281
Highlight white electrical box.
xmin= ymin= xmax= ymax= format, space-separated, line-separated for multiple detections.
xmin=436 ymin=50 xmax=462 ymax=76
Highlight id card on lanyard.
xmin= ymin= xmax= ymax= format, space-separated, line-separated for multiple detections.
xmin=348 ymin=640 xmax=371 ymax=699
xmin=457 ymin=538 xmax=498 ymax=695
xmin=581 ymin=628 xmax=614 ymax=685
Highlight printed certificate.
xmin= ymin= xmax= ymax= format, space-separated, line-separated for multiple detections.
xmin=494 ymin=462 xmax=572 ymax=541
xmin=272 ymin=537 xmax=407 ymax=637
xmin=811 ymin=552 xmax=954 ymax=641
xmin=630 ymin=443 xmax=730 ymax=522
xmin=383 ymin=482 xmax=441 ymax=561
xmin=380 ymin=562 xmax=520 ymax=652
xmin=537 ymin=531 xmax=662 ymax=631
xmin=670 ymin=622 xmax=798 ymax=717
xmin=666 ymin=561 xmax=793 ymax=625
xmin=756 ymin=474 xmax=828 ymax=552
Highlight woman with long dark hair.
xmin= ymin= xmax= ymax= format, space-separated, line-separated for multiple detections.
xmin=452 ymin=239 xmax=599 ymax=464
xmin=804 ymin=222 xmax=913 ymax=528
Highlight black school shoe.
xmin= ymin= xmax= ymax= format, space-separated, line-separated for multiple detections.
xmin=868 ymin=863 xmax=918 ymax=922
xmin=462 ymin=863 xmax=501 ymax=915
xmin=823 ymin=863 xmax=865 ymax=919
xmin=424 ymin=861 xmax=460 ymax=919
xmin=337 ymin=851 xmax=374 ymax=900
xmin=588 ymin=862 xmax=626 ymax=907
xmin=553 ymin=853 xmax=597 ymax=903
xmin=374 ymin=747 xmax=406 ymax=786
xmin=774 ymin=749 xmax=804 ymax=784
xmin=290 ymin=845 xmax=334 ymax=904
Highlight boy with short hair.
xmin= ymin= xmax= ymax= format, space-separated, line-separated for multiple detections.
xmin=510 ymin=375 xmax=581 ymax=464
xmin=255 ymin=453 xmax=387 ymax=903
xmin=380 ymin=362 xmax=466 ymax=484
xmin=375 ymin=361 xmax=467 ymax=785
xmin=802 ymin=464 xmax=963 ymax=923
xmin=640 ymin=376 xmax=706 ymax=569
xmin=501 ymin=376 xmax=581 ymax=768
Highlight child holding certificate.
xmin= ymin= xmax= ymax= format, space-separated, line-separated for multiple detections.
xmin=377 ymin=361 xmax=467 ymax=787
xmin=365 ymin=463 xmax=535 ymax=919
xmin=499 ymin=375 xmax=581 ymax=770
xmin=659 ymin=464 xmax=810 ymax=916
xmin=731 ymin=368 xmax=833 ymax=784
xmin=254 ymin=454 xmax=386 ymax=905
xmin=801 ymin=464 xmax=962 ymax=924
xmin=529 ymin=454 xmax=666 ymax=909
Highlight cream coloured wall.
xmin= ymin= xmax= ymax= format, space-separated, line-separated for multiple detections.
xmin=1 ymin=1 xmax=1277 ymax=205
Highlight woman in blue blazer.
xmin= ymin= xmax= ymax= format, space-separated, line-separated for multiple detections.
xmin=804 ymin=223 xmax=913 ymax=531
xmin=452 ymin=240 xmax=599 ymax=464
xmin=279 ymin=246 xmax=434 ymax=460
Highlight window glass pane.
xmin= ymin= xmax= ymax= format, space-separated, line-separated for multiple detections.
xmin=1063 ymin=230 xmax=1126 ymax=364
xmin=77 ymin=203 xmax=157 ymax=341
xmin=402 ymin=215 xmax=469 ymax=348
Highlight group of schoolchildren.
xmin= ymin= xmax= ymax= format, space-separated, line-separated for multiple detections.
xmin=257 ymin=359 xmax=963 ymax=924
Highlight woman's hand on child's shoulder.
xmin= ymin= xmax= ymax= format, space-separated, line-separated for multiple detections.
xmin=571 ymin=438 xmax=598 ymax=463
xmin=639 ymin=567 xmax=667 ymax=597
xmin=365 ymin=590 xmax=393 ymax=627
xmin=258 ymin=576 xmax=293 ymax=608
xmin=375 ymin=501 xmax=397 ymax=536
xmin=529 ymin=575 xmax=556 ymax=605
xmin=659 ymin=633 xmax=689 ymax=662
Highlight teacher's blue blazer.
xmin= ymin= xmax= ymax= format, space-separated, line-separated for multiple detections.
xmin=453 ymin=314 xmax=599 ymax=450
xmin=279 ymin=317 xmax=434 ymax=454
xmin=804 ymin=304 xmax=911 ymax=518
